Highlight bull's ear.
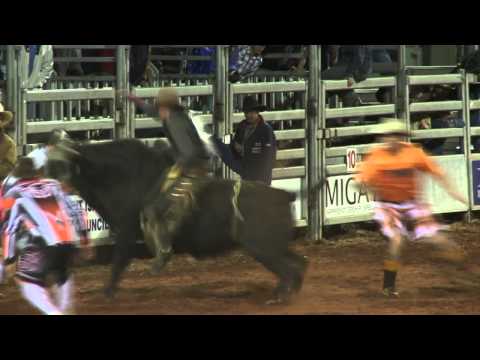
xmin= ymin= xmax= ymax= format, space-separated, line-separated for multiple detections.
xmin=49 ymin=142 xmax=82 ymax=163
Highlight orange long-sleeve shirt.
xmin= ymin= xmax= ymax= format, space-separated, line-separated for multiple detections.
xmin=355 ymin=142 xmax=444 ymax=203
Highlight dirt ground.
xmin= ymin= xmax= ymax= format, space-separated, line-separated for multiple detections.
xmin=2 ymin=221 xmax=480 ymax=315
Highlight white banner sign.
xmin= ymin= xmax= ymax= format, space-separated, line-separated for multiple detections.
xmin=271 ymin=178 xmax=303 ymax=221
xmin=69 ymin=195 xmax=110 ymax=241
xmin=324 ymin=174 xmax=376 ymax=222
xmin=324 ymin=156 xmax=469 ymax=223
xmin=420 ymin=156 xmax=469 ymax=214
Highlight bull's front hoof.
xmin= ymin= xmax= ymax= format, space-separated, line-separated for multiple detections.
xmin=265 ymin=295 xmax=290 ymax=306
xmin=266 ymin=283 xmax=299 ymax=305
xmin=265 ymin=291 xmax=293 ymax=306
xmin=150 ymin=262 xmax=165 ymax=275
xmin=150 ymin=253 xmax=172 ymax=275
xmin=265 ymin=298 xmax=283 ymax=306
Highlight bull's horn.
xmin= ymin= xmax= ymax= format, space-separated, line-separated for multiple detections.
xmin=56 ymin=143 xmax=82 ymax=158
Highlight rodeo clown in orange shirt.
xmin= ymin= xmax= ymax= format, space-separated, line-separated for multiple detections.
xmin=355 ymin=118 xmax=468 ymax=297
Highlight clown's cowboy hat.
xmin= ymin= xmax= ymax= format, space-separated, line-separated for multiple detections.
xmin=0 ymin=103 xmax=13 ymax=129
xmin=371 ymin=118 xmax=409 ymax=136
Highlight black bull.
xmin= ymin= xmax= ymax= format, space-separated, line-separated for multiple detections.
xmin=47 ymin=139 xmax=308 ymax=303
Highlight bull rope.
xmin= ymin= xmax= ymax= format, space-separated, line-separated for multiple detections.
xmin=231 ymin=180 xmax=244 ymax=239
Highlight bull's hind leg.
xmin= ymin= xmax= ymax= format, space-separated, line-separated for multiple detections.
xmin=140 ymin=211 xmax=173 ymax=275
xmin=150 ymin=222 xmax=173 ymax=275
xmin=245 ymin=246 xmax=304 ymax=305
xmin=285 ymin=251 xmax=308 ymax=293
xmin=105 ymin=231 xmax=136 ymax=299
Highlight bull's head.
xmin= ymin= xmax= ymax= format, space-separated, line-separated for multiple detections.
xmin=45 ymin=139 xmax=83 ymax=184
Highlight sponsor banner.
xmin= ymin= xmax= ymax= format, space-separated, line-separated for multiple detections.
xmin=324 ymin=175 xmax=376 ymax=221
xmin=420 ymin=156 xmax=468 ymax=214
xmin=324 ymin=156 xmax=469 ymax=222
xmin=69 ymin=195 xmax=110 ymax=241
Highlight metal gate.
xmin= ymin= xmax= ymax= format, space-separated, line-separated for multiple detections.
xmin=227 ymin=80 xmax=308 ymax=227
xmin=321 ymin=76 xmax=397 ymax=226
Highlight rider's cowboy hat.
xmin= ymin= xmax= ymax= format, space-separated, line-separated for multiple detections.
xmin=371 ymin=118 xmax=409 ymax=136
xmin=156 ymin=87 xmax=180 ymax=109
xmin=243 ymin=96 xmax=267 ymax=113
xmin=0 ymin=103 xmax=13 ymax=129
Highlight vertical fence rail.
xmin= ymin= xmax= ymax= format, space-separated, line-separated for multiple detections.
xmin=115 ymin=45 xmax=129 ymax=139
xmin=397 ymin=45 xmax=408 ymax=122
xmin=214 ymin=45 xmax=228 ymax=179
xmin=307 ymin=45 xmax=322 ymax=241
xmin=464 ymin=71 xmax=474 ymax=221
xmin=5 ymin=46 xmax=17 ymax=147
xmin=6 ymin=46 xmax=16 ymax=113
xmin=15 ymin=47 xmax=26 ymax=155
xmin=225 ymin=82 xmax=235 ymax=180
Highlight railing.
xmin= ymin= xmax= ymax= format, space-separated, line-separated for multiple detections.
xmin=11 ymin=45 xmax=480 ymax=246
xmin=318 ymin=69 xmax=473 ymax=230
xmin=404 ymin=70 xmax=469 ymax=216
xmin=320 ymin=77 xmax=397 ymax=226
xmin=19 ymin=87 xmax=116 ymax=155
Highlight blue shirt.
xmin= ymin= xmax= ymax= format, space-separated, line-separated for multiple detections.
xmin=187 ymin=47 xmax=216 ymax=74
xmin=26 ymin=45 xmax=39 ymax=76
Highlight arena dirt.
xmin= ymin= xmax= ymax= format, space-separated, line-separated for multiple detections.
xmin=2 ymin=221 xmax=480 ymax=315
